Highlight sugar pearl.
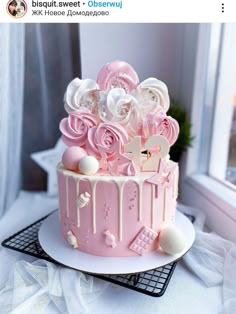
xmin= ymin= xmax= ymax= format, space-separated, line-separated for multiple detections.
xmin=62 ymin=147 xmax=87 ymax=171
xmin=159 ymin=225 xmax=186 ymax=255
xmin=79 ymin=156 xmax=99 ymax=175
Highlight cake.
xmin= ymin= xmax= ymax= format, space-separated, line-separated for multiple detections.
xmin=57 ymin=61 xmax=186 ymax=257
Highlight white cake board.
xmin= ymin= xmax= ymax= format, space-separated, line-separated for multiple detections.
xmin=39 ymin=211 xmax=195 ymax=275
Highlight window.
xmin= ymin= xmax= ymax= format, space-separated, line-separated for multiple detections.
xmin=208 ymin=24 xmax=236 ymax=188
xmin=180 ymin=23 xmax=236 ymax=242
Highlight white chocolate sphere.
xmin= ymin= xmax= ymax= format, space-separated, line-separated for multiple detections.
xmin=159 ymin=225 xmax=186 ymax=255
xmin=79 ymin=156 xmax=99 ymax=175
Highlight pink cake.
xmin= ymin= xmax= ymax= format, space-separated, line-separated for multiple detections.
xmin=57 ymin=61 xmax=185 ymax=257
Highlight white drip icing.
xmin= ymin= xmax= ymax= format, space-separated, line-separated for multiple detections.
xmin=58 ymin=173 xmax=62 ymax=222
xmin=151 ymin=184 xmax=155 ymax=229
xmin=138 ymin=184 xmax=143 ymax=221
xmin=90 ymin=180 xmax=97 ymax=234
xmin=74 ymin=178 xmax=80 ymax=227
xmin=58 ymin=163 xmax=164 ymax=238
xmin=117 ymin=180 xmax=126 ymax=241
xmin=131 ymin=177 xmax=146 ymax=222
xmin=73 ymin=176 xmax=97 ymax=232
xmin=66 ymin=176 xmax=69 ymax=218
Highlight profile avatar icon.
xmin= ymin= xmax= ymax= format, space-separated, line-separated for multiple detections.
xmin=7 ymin=0 xmax=27 ymax=18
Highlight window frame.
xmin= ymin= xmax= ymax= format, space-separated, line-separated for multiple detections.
xmin=179 ymin=23 xmax=236 ymax=242
xmin=209 ymin=24 xmax=236 ymax=180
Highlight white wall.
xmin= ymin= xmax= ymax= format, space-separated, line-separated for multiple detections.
xmin=79 ymin=23 xmax=193 ymax=101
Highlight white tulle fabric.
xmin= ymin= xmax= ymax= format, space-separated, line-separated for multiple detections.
xmin=183 ymin=231 xmax=236 ymax=314
xmin=0 ymin=259 xmax=109 ymax=314
xmin=179 ymin=205 xmax=236 ymax=314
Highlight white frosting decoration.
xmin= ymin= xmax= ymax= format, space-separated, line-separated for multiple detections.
xmin=77 ymin=192 xmax=91 ymax=208
xmin=98 ymin=88 xmax=141 ymax=138
xmin=58 ymin=173 xmax=63 ymax=222
xmin=138 ymin=181 xmax=143 ymax=221
xmin=91 ymin=180 xmax=97 ymax=234
xmin=67 ymin=230 xmax=78 ymax=248
xmin=74 ymin=178 xmax=80 ymax=227
xmin=151 ymin=184 xmax=155 ymax=229
xmin=64 ymin=78 xmax=99 ymax=114
xmin=103 ymin=230 xmax=117 ymax=248
xmin=159 ymin=225 xmax=186 ymax=255
xmin=79 ymin=156 xmax=99 ymax=176
xmin=117 ymin=180 xmax=126 ymax=241
xmin=133 ymin=77 xmax=170 ymax=113
xmin=130 ymin=177 xmax=146 ymax=221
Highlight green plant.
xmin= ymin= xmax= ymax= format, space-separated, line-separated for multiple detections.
xmin=168 ymin=99 xmax=193 ymax=162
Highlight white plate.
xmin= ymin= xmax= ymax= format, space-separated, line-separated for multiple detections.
xmin=39 ymin=211 xmax=195 ymax=274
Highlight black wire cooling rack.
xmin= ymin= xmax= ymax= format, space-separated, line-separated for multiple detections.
xmin=1 ymin=212 xmax=188 ymax=297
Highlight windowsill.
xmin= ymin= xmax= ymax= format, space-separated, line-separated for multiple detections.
xmin=187 ymin=174 xmax=236 ymax=219
xmin=180 ymin=174 xmax=236 ymax=242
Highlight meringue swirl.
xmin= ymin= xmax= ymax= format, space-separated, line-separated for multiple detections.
xmin=64 ymin=78 xmax=100 ymax=114
xmin=60 ymin=110 xmax=98 ymax=147
xmin=86 ymin=122 xmax=128 ymax=161
xmin=98 ymin=88 xmax=142 ymax=138
xmin=60 ymin=61 xmax=180 ymax=176
xmin=134 ymin=78 xmax=170 ymax=113
xmin=97 ymin=60 xmax=139 ymax=93
xmin=142 ymin=111 xmax=179 ymax=146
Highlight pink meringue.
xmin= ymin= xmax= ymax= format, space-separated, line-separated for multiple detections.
xmin=86 ymin=122 xmax=129 ymax=161
xmin=60 ymin=110 xmax=98 ymax=147
xmin=97 ymin=60 xmax=139 ymax=93
xmin=142 ymin=111 xmax=179 ymax=146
